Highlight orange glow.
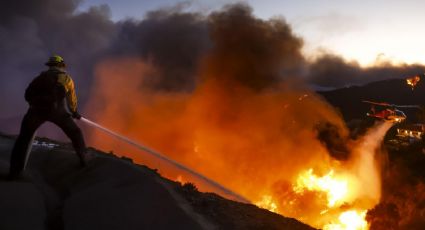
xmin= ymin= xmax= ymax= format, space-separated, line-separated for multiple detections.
xmin=254 ymin=122 xmax=391 ymax=229
xmin=84 ymin=56 xmax=391 ymax=230
xmin=176 ymin=175 xmax=185 ymax=184
xmin=294 ymin=169 xmax=348 ymax=207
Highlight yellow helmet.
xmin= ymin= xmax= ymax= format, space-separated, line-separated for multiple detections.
xmin=45 ymin=55 xmax=65 ymax=66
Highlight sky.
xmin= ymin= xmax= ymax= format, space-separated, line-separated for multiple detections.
xmin=2 ymin=0 xmax=424 ymax=136
xmin=78 ymin=0 xmax=425 ymax=66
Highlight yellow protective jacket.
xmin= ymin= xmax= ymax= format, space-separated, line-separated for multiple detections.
xmin=56 ymin=70 xmax=78 ymax=113
xmin=25 ymin=67 xmax=78 ymax=112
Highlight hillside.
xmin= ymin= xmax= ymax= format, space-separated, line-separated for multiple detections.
xmin=319 ymin=78 xmax=425 ymax=122
xmin=0 ymin=134 xmax=315 ymax=230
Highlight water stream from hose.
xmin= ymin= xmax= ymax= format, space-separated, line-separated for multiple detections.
xmin=80 ymin=117 xmax=250 ymax=203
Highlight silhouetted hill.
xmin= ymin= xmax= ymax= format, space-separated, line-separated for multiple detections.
xmin=319 ymin=79 xmax=425 ymax=122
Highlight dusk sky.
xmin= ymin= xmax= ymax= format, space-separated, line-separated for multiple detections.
xmin=78 ymin=0 xmax=425 ymax=66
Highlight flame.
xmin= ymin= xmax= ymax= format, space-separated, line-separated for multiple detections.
xmin=253 ymin=122 xmax=392 ymax=229
xmin=406 ymin=75 xmax=420 ymax=90
xmin=176 ymin=175 xmax=185 ymax=184
xmin=81 ymin=7 xmax=400 ymax=228
xmin=85 ymin=57 xmax=392 ymax=230
xmin=293 ymin=169 xmax=369 ymax=230
xmin=255 ymin=168 xmax=370 ymax=230
xmin=294 ymin=169 xmax=348 ymax=207
xmin=255 ymin=195 xmax=278 ymax=213
xmin=324 ymin=210 xmax=368 ymax=230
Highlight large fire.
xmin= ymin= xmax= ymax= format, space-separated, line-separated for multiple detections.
xmin=83 ymin=8 xmax=392 ymax=229
xmin=85 ymin=57 xmax=391 ymax=229
xmin=256 ymin=168 xmax=369 ymax=230
xmin=254 ymin=122 xmax=392 ymax=229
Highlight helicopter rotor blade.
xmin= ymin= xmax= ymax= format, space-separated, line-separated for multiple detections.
xmin=393 ymin=105 xmax=422 ymax=109
xmin=363 ymin=101 xmax=421 ymax=109
xmin=362 ymin=100 xmax=391 ymax=106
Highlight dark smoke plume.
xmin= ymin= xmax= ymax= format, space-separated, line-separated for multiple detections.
xmin=204 ymin=4 xmax=305 ymax=90
xmin=308 ymin=54 xmax=425 ymax=88
xmin=0 ymin=0 xmax=115 ymax=135
xmin=315 ymin=122 xmax=350 ymax=160
xmin=84 ymin=5 xmax=350 ymax=225
xmin=366 ymin=143 xmax=425 ymax=229
xmin=0 ymin=0 xmax=210 ymax=135
xmin=4 ymin=1 xmax=425 ymax=227
xmin=1 ymin=0 xmax=424 ymax=135
xmin=108 ymin=8 xmax=210 ymax=91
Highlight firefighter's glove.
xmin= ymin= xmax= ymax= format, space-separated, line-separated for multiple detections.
xmin=72 ymin=111 xmax=82 ymax=120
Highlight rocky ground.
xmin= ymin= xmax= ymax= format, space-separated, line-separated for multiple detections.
xmin=0 ymin=134 xmax=314 ymax=230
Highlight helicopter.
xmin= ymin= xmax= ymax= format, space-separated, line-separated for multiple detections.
xmin=363 ymin=101 xmax=420 ymax=123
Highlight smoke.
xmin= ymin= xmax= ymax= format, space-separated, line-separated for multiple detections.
xmin=367 ymin=181 xmax=425 ymax=229
xmin=367 ymin=138 xmax=425 ymax=229
xmin=108 ymin=7 xmax=210 ymax=91
xmin=267 ymin=122 xmax=391 ymax=228
xmin=0 ymin=0 xmax=423 ymax=225
xmin=85 ymin=1 xmax=345 ymax=195
xmin=316 ymin=122 xmax=350 ymax=160
xmin=307 ymin=54 xmax=425 ymax=88
xmin=82 ymin=5 xmax=399 ymax=229
xmin=1 ymin=0 xmax=424 ymax=135
xmin=83 ymin=10 xmax=397 ymax=225
xmin=0 ymin=0 xmax=211 ymax=136
xmin=205 ymin=4 xmax=305 ymax=89
xmin=0 ymin=0 xmax=115 ymax=136
xmin=81 ymin=116 xmax=249 ymax=203
xmin=2 ymin=0 xmax=418 ymax=228
xmin=349 ymin=122 xmax=393 ymax=204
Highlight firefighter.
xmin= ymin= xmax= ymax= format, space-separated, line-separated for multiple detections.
xmin=9 ymin=55 xmax=89 ymax=179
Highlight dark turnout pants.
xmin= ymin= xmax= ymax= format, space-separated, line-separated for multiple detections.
xmin=9 ymin=107 xmax=87 ymax=177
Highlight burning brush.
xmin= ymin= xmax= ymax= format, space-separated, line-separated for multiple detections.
xmin=256 ymin=122 xmax=393 ymax=230
xmin=83 ymin=6 xmax=397 ymax=229
xmin=406 ymin=75 xmax=421 ymax=90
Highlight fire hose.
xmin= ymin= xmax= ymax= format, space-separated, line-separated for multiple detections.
xmin=80 ymin=117 xmax=250 ymax=203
